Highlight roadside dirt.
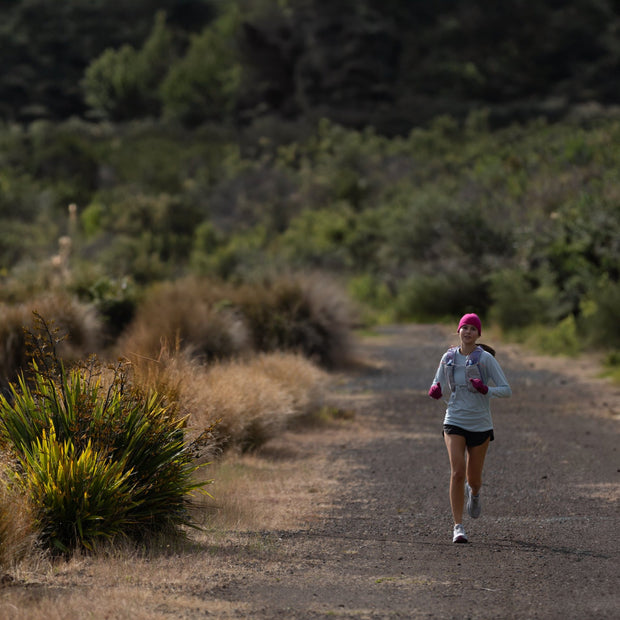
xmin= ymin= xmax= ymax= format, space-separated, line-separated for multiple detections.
xmin=2 ymin=324 xmax=618 ymax=619
xmin=214 ymin=323 xmax=620 ymax=619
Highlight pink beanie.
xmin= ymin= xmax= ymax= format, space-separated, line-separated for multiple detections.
xmin=457 ymin=313 xmax=482 ymax=335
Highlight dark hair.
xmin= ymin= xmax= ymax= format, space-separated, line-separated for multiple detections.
xmin=479 ymin=343 xmax=496 ymax=357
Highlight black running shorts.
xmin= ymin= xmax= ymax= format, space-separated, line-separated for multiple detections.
xmin=442 ymin=424 xmax=494 ymax=447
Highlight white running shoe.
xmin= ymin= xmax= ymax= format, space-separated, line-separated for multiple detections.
xmin=453 ymin=523 xmax=468 ymax=543
xmin=466 ymin=482 xmax=481 ymax=519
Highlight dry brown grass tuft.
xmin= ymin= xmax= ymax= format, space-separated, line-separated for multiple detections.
xmin=235 ymin=272 xmax=356 ymax=368
xmin=116 ymin=277 xmax=249 ymax=363
xmin=188 ymin=358 xmax=294 ymax=453
xmin=0 ymin=293 xmax=102 ymax=386
xmin=0 ymin=458 xmax=38 ymax=573
xmin=248 ymin=352 xmax=329 ymax=419
xmin=127 ymin=345 xmax=330 ymax=459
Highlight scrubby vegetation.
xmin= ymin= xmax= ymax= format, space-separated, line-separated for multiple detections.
xmin=1 ymin=0 xmax=620 ymax=575
xmin=2 ymin=114 xmax=619 ymax=358
xmin=0 ymin=301 xmax=338 ymax=565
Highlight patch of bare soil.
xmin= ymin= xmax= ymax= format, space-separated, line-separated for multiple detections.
xmin=1 ymin=324 xmax=618 ymax=619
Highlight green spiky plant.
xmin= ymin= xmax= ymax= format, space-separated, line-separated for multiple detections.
xmin=0 ymin=313 xmax=211 ymax=553
xmin=18 ymin=429 xmax=135 ymax=552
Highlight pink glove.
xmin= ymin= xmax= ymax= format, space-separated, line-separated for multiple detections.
xmin=428 ymin=383 xmax=442 ymax=399
xmin=470 ymin=378 xmax=489 ymax=394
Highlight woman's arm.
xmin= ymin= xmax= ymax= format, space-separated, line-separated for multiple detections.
xmin=484 ymin=354 xmax=512 ymax=398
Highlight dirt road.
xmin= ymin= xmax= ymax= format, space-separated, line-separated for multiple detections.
xmin=3 ymin=324 xmax=618 ymax=619
xmin=218 ymin=324 xmax=619 ymax=618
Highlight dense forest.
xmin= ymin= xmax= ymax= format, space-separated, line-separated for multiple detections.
xmin=1 ymin=0 xmax=620 ymax=357
xmin=3 ymin=0 xmax=620 ymax=129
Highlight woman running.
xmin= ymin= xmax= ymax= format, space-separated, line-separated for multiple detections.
xmin=428 ymin=313 xmax=511 ymax=543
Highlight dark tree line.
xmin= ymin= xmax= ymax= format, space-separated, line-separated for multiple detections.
xmin=3 ymin=0 xmax=620 ymax=132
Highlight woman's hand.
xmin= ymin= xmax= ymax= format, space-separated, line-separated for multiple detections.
xmin=428 ymin=383 xmax=442 ymax=399
xmin=470 ymin=378 xmax=489 ymax=394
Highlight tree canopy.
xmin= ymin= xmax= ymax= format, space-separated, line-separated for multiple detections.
xmin=3 ymin=0 xmax=620 ymax=131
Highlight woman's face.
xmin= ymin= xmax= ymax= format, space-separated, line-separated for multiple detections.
xmin=459 ymin=323 xmax=479 ymax=345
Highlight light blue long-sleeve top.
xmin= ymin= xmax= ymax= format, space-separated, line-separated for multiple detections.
xmin=431 ymin=348 xmax=512 ymax=432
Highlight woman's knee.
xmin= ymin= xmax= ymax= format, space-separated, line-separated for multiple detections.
xmin=466 ymin=472 xmax=482 ymax=490
xmin=450 ymin=468 xmax=466 ymax=484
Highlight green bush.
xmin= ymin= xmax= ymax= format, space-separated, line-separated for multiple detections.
xmin=581 ymin=278 xmax=620 ymax=349
xmin=488 ymin=268 xmax=547 ymax=331
xmin=82 ymin=12 xmax=175 ymax=121
xmin=0 ymin=319 xmax=209 ymax=552
xmin=235 ymin=273 xmax=355 ymax=368
xmin=347 ymin=273 xmax=394 ymax=323
xmin=161 ymin=8 xmax=242 ymax=126
xmin=393 ymin=271 xmax=487 ymax=322
xmin=528 ymin=315 xmax=581 ymax=356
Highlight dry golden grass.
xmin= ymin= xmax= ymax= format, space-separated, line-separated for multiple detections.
xmin=0 ymin=293 xmax=102 ymax=386
xmin=0 ymin=406 xmax=354 ymax=620
xmin=0 ymin=460 xmax=38 ymax=574
xmin=186 ymin=352 xmax=330 ymax=453
xmin=128 ymin=344 xmax=330 ymax=458
xmin=116 ymin=277 xmax=250 ymax=362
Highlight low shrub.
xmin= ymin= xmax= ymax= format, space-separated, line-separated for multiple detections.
xmin=488 ymin=268 xmax=547 ymax=331
xmin=116 ymin=277 xmax=249 ymax=363
xmin=581 ymin=278 xmax=620 ymax=349
xmin=0 ymin=318 xmax=209 ymax=553
xmin=602 ymin=350 xmax=620 ymax=382
xmin=235 ymin=273 xmax=355 ymax=368
xmin=0 ymin=293 xmax=102 ymax=388
xmin=525 ymin=315 xmax=581 ymax=356
xmin=393 ymin=270 xmax=486 ymax=322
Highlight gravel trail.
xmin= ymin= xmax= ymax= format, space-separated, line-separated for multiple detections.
xmin=219 ymin=324 xmax=620 ymax=619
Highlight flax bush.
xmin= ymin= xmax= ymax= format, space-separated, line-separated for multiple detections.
xmin=0 ymin=317 xmax=209 ymax=553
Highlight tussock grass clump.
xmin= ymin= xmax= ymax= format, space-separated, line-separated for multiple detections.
xmin=201 ymin=353 xmax=330 ymax=452
xmin=0 ymin=457 xmax=38 ymax=571
xmin=117 ymin=277 xmax=249 ymax=363
xmin=249 ymin=352 xmax=329 ymax=419
xmin=235 ymin=273 xmax=355 ymax=368
xmin=125 ymin=347 xmax=328 ymax=456
xmin=0 ymin=293 xmax=102 ymax=387
xmin=133 ymin=349 xmax=330 ymax=454
xmin=196 ymin=359 xmax=295 ymax=453
xmin=118 ymin=273 xmax=355 ymax=369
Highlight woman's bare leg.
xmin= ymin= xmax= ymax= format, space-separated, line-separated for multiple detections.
xmin=444 ymin=433 xmax=467 ymax=524
xmin=466 ymin=438 xmax=490 ymax=496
